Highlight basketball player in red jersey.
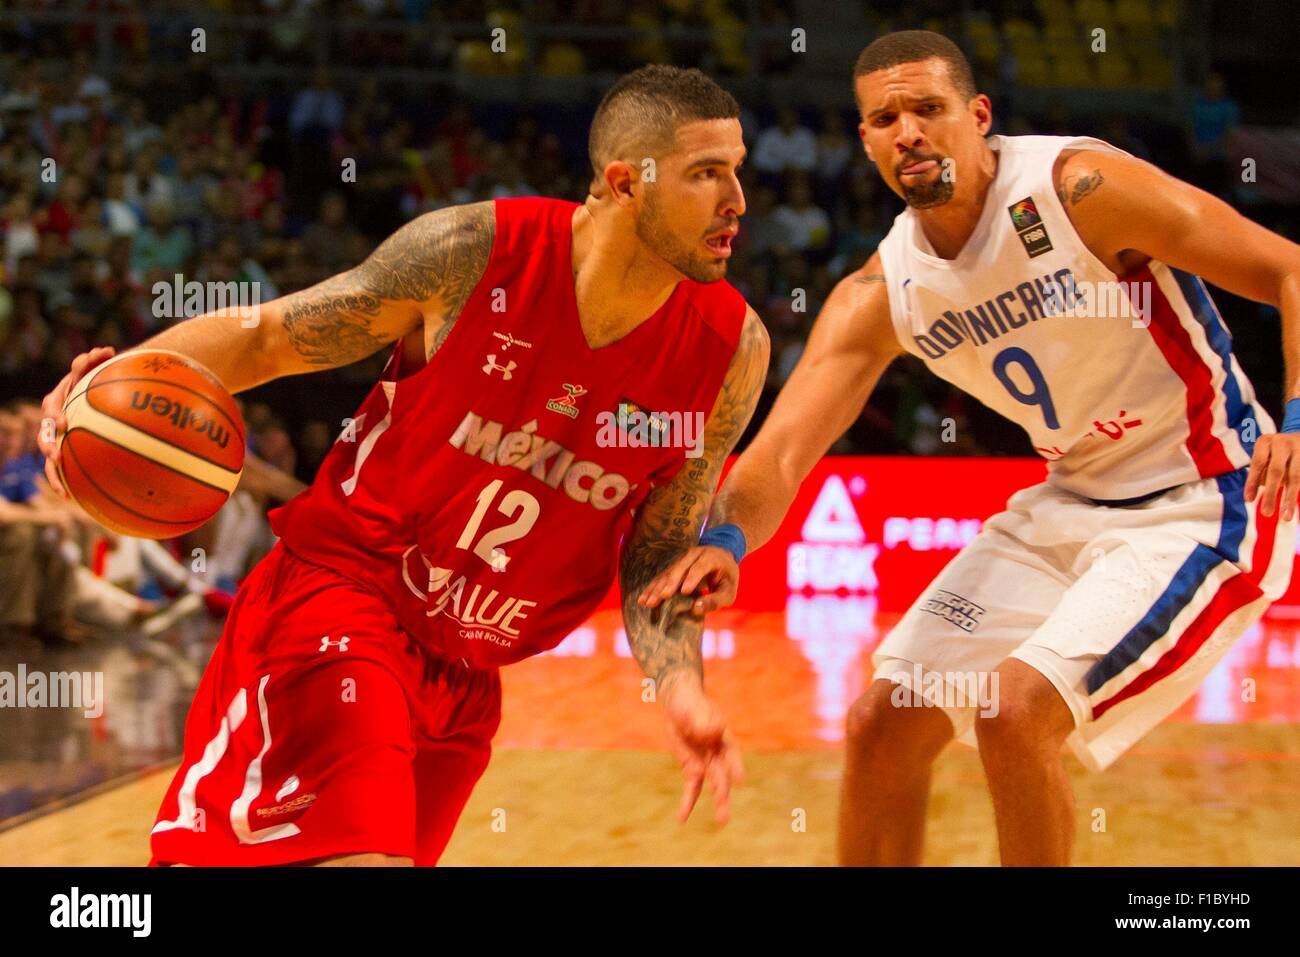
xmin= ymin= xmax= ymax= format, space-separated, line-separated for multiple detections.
xmin=37 ymin=65 xmax=769 ymax=866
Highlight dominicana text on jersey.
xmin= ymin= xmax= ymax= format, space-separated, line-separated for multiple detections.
xmin=877 ymin=133 xmax=1267 ymax=503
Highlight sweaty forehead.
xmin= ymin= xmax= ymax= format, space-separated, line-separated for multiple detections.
xmin=857 ymin=60 xmax=954 ymax=111
xmin=668 ymin=117 xmax=745 ymax=162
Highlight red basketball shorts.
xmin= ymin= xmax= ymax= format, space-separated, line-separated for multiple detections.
xmin=150 ymin=541 xmax=501 ymax=866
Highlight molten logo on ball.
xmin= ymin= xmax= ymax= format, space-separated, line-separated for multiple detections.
xmin=128 ymin=391 xmax=235 ymax=450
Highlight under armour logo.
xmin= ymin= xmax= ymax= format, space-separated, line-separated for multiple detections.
xmin=489 ymin=548 xmax=509 ymax=572
xmin=482 ymin=354 xmax=517 ymax=379
xmin=319 ymin=636 xmax=350 ymax=652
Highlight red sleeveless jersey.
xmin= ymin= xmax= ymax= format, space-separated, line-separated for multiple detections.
xmin=268 ymin=197 xmax=747 ymax=668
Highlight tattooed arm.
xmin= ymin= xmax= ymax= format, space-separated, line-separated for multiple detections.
xmin=639 ymin=253 xmax=904 ymax=612
xmin=142 ymin=201 xmax=495 ymax=392
xmin=1053 ymin=147 xmax=1300 ymax=519
xmin=617 ymin=305 xmax=768 ymax=822
xmin=37 ymin=203 xmax=494 ymax=495
xmin=620 ymin=305 xmax=768 ymax=692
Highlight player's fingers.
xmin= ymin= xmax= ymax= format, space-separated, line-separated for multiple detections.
xmin=660 ymin=554 xmax=705 ymax=599
xmin=706 ymin=752 xmax=732 ymax=825
xmin=39 ymin=376 xmax=73 ymax=456
xmin=38 ymin=414 xmax=61 ymax=460
xmin=1244 ymin=440 xmax=1270 ymax=502
xmin=62 ymin=348 xmax=115 ymax=404
xmin=642 ymin=553 xmax=691 ymax=605
xmin=678 ymin=764 xmax=705 ymax=823
xmin=39 ymin=348 xmax=113 ymax=464
xmin=72 ymin=346 xmax=115 ymax=382
xmin=1284 ymin=451 xmax=1300 ymax=522
xmin=1255 ymin=441 xmax=1281 ymax=515
xmin=692 ymin=573 xmax=739 ymax=614
xmin=681 ymin=555 xmax=724 ymax=594
xmin=68 ymin=350 xmax=95 ymax=387
xmin=724 ymin=735 xmax=745 ymax=787
xmin=44 ymin=455 xmax=67 ymax=499
xmin=722 ymin=578 xmax=739 ymax=605
xmin=1260 ymin=449 xmax=1289 ymax=518
xmin=638 ymin=554 xmax=695 ymax=608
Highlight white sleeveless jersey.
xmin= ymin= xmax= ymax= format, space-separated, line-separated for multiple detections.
xmin=877 ymin=133 xmax=1268 ymax=502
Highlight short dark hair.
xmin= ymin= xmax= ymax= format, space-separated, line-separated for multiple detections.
xmin=852 ymin=30 xmax=977 ymax=103
xmin=588 ymin=65 xmax=740 ymax=176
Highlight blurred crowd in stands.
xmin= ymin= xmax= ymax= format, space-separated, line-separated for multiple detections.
xmin=1 ymin=1 xmax=1296 ymax=643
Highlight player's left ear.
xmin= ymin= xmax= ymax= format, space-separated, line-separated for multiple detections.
xmin=857 ymin=122 xmax=876 ymax=164
xmin=969 ymin=94 xmax=993 ymax=137
xmin=601 ymin=160 xmax=640 ymax=206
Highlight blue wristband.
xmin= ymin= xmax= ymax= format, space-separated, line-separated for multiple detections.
xmin=1283 ymin=399 xmax=1300 ymax=434
xmin=699 ymin=523 xmax=747 ymax=564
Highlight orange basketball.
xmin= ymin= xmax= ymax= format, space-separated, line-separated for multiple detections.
xmin=58 ymin=349 xmax=246 ymax=539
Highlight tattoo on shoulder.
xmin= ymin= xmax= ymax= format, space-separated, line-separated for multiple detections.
xmin=280 ymin=201 xmax=495 ymax=366
xmin=1057 ymin=169 xmax=1105 ymax=208
xmin=855 ymin=273 xmax=886 ymax=284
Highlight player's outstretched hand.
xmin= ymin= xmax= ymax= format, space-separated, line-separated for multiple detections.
xmin=1245 ymin=431 xmax=1300 ymax=521
xmin=637 ymin=545 xmax=739 ymax=614
xmin=39 ymin=347 xmax=117 ymax=499
xmin=660 ymin=672 xmax=744 ymax=825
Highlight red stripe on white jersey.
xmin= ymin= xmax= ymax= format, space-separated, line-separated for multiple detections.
xmin=1142 ymin=268 xmax=1235 ymax=477
xmin=1092 ymin=493 xmax=1281 ymax=719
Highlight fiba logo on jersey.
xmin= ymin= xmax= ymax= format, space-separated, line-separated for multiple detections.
xmin=594 ymin=401 xmax=706 ymax=458
xmin=1008 ymin=196 xmax=1053 ymax=257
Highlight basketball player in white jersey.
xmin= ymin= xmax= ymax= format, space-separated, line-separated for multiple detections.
xmin=640 ymin=30 xmax=1300 ymax=865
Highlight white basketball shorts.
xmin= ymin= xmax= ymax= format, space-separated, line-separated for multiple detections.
xmin=872 ymin=465 xmax=1296 ymax=771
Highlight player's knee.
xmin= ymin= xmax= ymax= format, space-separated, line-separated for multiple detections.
xmin=974 ymin=703 xmax=1035 ymax=756
xmin=975 ymin=668 xmax=1072 ymax=754
xmin=845 ymin=680 xmax=947 ymax=770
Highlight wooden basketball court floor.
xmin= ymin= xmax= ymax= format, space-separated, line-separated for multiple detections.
xmin=2 ymin=608 xmax=1298 ymax=866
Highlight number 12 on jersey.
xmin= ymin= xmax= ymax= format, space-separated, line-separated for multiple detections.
xmin=340 ymin=403 xmax=540 ymax=572
xmin=456 ymin=479 xmax=540 ymax=570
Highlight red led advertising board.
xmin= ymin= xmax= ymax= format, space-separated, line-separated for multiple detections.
xmin=597 ymin=456 xmax=1300 ymax=617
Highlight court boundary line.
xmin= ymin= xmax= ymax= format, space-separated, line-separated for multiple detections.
xmin=0 ymin=757 xmax=179 ymax=835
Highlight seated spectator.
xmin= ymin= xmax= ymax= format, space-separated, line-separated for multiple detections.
xmin=2 ymin=190 xmax=39 ymax=275
xmin=69 ymin=197 xmax=112 ymax=260
xmin=772 ymin=175 xmax=832 ymax=255
xmin=131 ymin=199 xmax=194 ymax=282
xmin=124 ymin=146 xmax=175 ymax=214
xmin=34 ymin=229 xmax=72 ymax=301
xmin=35 ymin=172 xmax=87 ymax=240
xmin=734 ymin=184 xmax=785 ymax=260
xmin=300 ymin=192 xmax=361 ymax=279
xmin=815 ymin=108 xmax=854 ymax=191
xmin=753 ymin=106 xmax=818 ymax=177
xmin=829 ymin=203 xmax=886 ymax=278
xmin=171 ymin=148 xmax=216 ymax=233
xmin=103 ymin=171 xmax=140 ymax=237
